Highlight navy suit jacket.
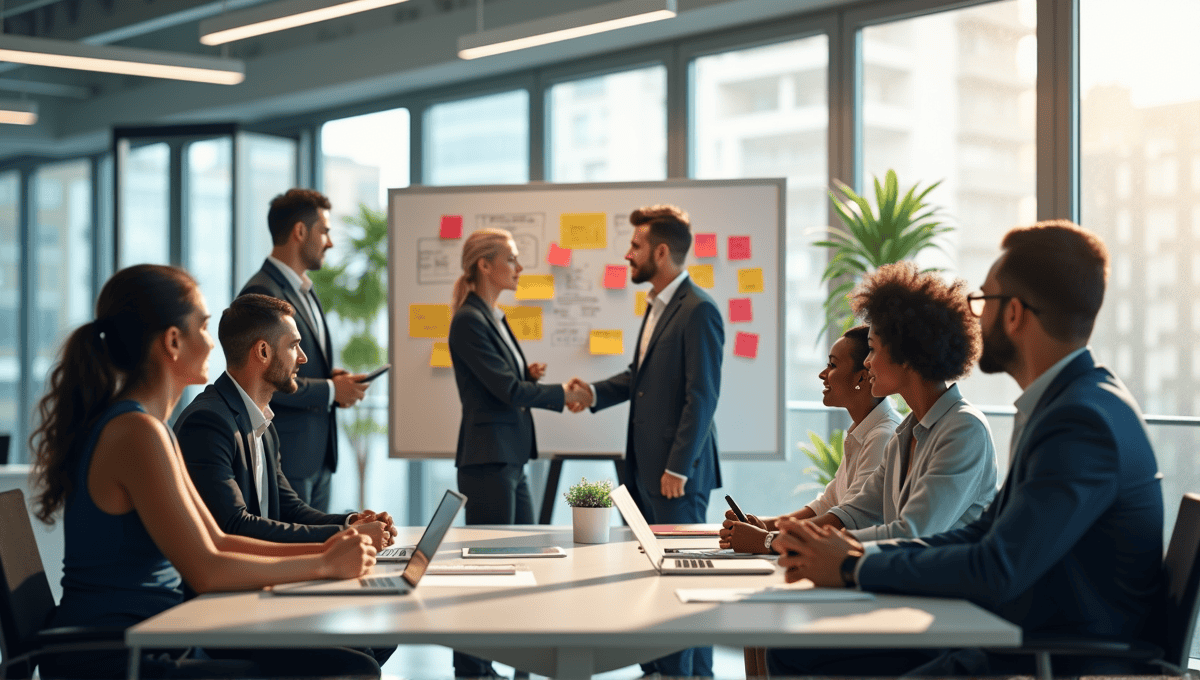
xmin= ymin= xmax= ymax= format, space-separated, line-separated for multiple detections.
xmin=240 ymin=259 xmax=336 ymax=478
xmin=858 ymin=351 xmax=1163 ymax=644
xmin=448 ymin=292 xmax=565 ymax=468
xmin=174 ymin=373 xmax=352 ymax=543
xmin=592 ymin=277 xmax=724 ymax=498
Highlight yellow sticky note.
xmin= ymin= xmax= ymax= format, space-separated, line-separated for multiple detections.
xmin=688 ymin=264 xmax=715 ymax=289
xmin=514 ymin=274 xmax=555 ymax=300
xmin=430 ymin=342 xmax=452 ymax=368
xmin=738 ymin=267 xmax=765 ymax=294
xmin=589 ymin=329 xmax=624 ymax=355
xmin=559 ymin=213 xmax=607 ymax=250
xmin=634 ymin=290 xmax=648 ymax=317
xmin=409 ymin=304 xmax=451 ymax=338
xmin=499 ymin=305 xmax=543 ymax=341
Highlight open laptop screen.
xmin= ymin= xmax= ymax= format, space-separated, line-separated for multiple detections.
xmin=401 ymin=489 xmax=467 ymax=587
xmin=611 ymin=485 xmax=664 ymax=570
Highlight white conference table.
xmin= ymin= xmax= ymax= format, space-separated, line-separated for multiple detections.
xmin=126 ymin=525 xmax=1021 ymax=678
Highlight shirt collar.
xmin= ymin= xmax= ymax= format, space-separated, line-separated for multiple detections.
xmin=917 ymin=382 xmax=965 ymax=431
xmin=267 ymin=255 xmax=313 ymax=295
xmin=491 ymin=305 xmax=506 ymax=322
xmin=847 ymin=397 xmax=900 ymax=443
xmin=1014 ymin=347 xmax=1090 ymax=417
xmin=649 ymin=270 xmax=689 ymax=307
xmin=226 ymin=371 xmax=273 ymax=438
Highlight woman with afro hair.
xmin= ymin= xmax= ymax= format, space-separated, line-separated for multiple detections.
xmin=802 ymin=261 xmax=998 ymax=541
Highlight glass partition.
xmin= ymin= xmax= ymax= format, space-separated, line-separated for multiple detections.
xmin=0 ymin=172 xmax=19 ymax=458
xmin=118 ymin=142 xmax=170 ymax=267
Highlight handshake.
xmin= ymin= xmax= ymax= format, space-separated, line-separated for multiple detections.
xmin=563 ymin=378 xmax=594 ymax=414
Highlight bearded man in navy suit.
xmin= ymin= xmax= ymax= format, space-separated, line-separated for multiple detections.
xmin=767 ymin=220 xmax=1164 ymax=677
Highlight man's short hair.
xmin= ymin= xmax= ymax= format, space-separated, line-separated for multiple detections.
xmin=267 ymin=188 xmax=331 ymax=246
xmin=630 ymin=204 xmax=692 ymax=266
xmin=219 ymin=294 xmax=296 ymax=369
xmin=998 ymin=220 xmax=1109 ymax=343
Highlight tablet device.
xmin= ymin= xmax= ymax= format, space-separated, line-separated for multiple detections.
xmin=462 ymin=546 xmax=567 ymax=558
xmin=359 ymin=364 xmax=390 ymax=383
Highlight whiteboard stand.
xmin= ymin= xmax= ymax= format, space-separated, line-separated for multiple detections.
xmin=538 ymin=453 xmax=627 ymax=525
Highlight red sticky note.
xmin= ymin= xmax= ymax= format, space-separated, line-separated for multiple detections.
xmin=547 ymin=242 xmax=572 ymax=267
xmin=728 ymin=235 xmax=751 ymax=260
xmin=734 ymin=332 xmax=759 ymax=359
xmin=603 ymin=264 xmax=628 ymax=289
xmin=695 ymin=233 xmax=717 ymax=258
xmin=439 ymin=215 xmax=463 ymax=239
xmin=729 ymin=298 xmax=752 ymax=323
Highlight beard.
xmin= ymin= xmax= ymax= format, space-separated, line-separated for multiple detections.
xmin=265 ymin=353 xmax=299 ymax=394
xmin=979 ymin=312 xmax=1017 ymax=374
xmin=630 ymin=257 xmax=656 ymax=284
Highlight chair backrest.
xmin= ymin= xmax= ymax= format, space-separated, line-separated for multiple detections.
xmin=1162 ymin=493 xmax=1200 ymax=667
xmin=0 ymin=489 xmax=57 ymax=668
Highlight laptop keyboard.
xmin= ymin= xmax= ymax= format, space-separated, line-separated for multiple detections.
xmin=359 ymin=575 xmax=406 ymax=589
xmin=671 ymin=559 xmax=715 ymax=569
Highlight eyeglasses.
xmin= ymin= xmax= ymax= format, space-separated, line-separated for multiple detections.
xmin=967 ymin=292 xmax=1041 ymax=318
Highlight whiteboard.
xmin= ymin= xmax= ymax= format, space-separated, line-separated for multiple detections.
xmin=387 ymin=179 xmax=784 ymax=459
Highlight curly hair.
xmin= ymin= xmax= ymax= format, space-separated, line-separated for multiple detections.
xmin=849 ymin=262 xmax=980 ymax=383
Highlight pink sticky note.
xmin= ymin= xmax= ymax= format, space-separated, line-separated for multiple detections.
xmin=734 ymin=332 xmax=759 ymax=359
xmin=728 ymin=235 xmax=751 ymax=260
xmin=603 ymin=264 xmax=628 ymax=289
xmin=439 ymin=215 xmax=463 ymax=239
xmin=729 ymin=298 xmax=752 ymax=323
xmin=547 ymin=242 xmax=572 ymax=267
xmin=695 ymin=233 xmax=718 ymax=258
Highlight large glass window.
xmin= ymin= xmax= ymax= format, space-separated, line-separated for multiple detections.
xmin=547 ymin=66 xmax=667 ymax=182
xmin=118 ymin=142 xmax=170 ymax=267
xmin=425 ymin=90 xmax=529 ymax=186
xmin=186 ymin=138 xmax=233 ymax=384
xmin=235 ymin=133 xmax=297 ymax=286
xmin=859 ymin=0 xmax=1037 ymax=453
xmin=32 ymin=160 xmax=93 ymax=441
xmin=0 ymin=172 xmax=18 ymax=458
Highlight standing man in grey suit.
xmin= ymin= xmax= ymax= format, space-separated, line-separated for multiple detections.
xmin=570 ymin=204 xmax=724 ymax=678
xmin=240 ymin=188 xmax=370 ymax=512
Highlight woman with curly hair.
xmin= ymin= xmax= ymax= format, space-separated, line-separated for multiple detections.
xmin=802 ymin=261 xmax=998 ymax=541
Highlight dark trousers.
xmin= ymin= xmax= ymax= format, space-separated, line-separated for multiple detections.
xmin=453 ymin=462 xmax=534 ymax=677
xmin=39 ymin=646 xmax=380 ymax=679
xmin=630 ymin=456 xmax=714 ymax=678
xmin=286 ymin=466 xmax=333 ymax=513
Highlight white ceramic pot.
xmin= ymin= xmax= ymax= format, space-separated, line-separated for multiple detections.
xmin=571 ymin=506 xmax=611 ymax=544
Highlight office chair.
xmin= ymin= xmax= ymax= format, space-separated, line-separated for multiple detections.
xmin=0 ymin=489 xmax=124 ymax=679
xmin=1001 ymin=492 xmax=1200 ymax=680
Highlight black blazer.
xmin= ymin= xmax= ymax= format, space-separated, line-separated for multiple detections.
xmin=858 ymin=351 xmax=1164 ymax=647
xmin=448 ymin=292 xmax=565 ymax=468
xmin=174 ymin=372 xmax=352 ymax=543
xmin=240 ymin=259 xmax=336 ymax=478
xmin=592 ymin=277 xmax=724 ymax=496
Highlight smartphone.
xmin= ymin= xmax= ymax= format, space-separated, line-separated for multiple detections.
xmin=358 ymin=364 xmax=390 ymax=383
xmin=725 ymin=494 xmax=749 ymax=523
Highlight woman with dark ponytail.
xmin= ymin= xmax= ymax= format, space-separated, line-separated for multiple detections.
xmin=30 ymin=265 xmax=381 ymax=680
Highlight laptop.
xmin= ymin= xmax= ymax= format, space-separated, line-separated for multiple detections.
xmin=271 ymin=489 xmax=466 ymax=595
xmin=611 ymin=485 xmax=776 ymax=575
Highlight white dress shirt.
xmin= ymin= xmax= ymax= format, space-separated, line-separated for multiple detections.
xmin=489 ymin=305 xmax=526 ymax=378
xmin=829 ymin=382 xmax=998 ymax=541
xmin=227 ymin=371 xmax=274 ymax=513
xmin=266 ymin=256 xmax=334 ymax=409
xmin=806 ymin=398 xmax=903 ymax=516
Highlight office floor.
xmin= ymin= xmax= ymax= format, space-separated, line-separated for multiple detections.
xmin=380 ymin=644 xmax=746 ymax=679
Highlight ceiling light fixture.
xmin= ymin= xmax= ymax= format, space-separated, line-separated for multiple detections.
xmin=458 ymin=0 xmax=676 ymax=60
xmin=0 ymin=99 xmax=37 ymax=125
xmin=0 ymin=34 xmax=245 ymax=85
xmin=199 ymin=0 xmax=412 ymax=46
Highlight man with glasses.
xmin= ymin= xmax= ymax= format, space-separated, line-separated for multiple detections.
xmin=765 ymin=220 xmax=1164 ymax=676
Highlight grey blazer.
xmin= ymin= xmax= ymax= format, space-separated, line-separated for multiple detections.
xmin=448 ymin=292 xmax=565 ymax=468
xmin=239 ymin=259 xmax=337 ymax=479
xmin=591 ymin=277 xmax=724 ymax=497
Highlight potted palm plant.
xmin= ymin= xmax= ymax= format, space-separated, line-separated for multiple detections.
xmin=564 ymin=477 xmax=613 ymax=544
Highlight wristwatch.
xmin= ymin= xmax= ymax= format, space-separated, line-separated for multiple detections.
xmin=840 ymin=551 xmax=864 ymax=587
xmin=763 ymin=531 xmax=777 ymax=552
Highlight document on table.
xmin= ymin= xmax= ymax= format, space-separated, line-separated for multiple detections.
xmin=420 ymin=571 xmax=538 ymax=588
xmin=676 ymin=582 xmax=875 ymax=603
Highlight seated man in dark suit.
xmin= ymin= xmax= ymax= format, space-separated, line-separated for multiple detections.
xmin=768 ymin=220 xmax=1164 ymax=677
xmin=176 ymin=293 xmax=398 ymax=667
